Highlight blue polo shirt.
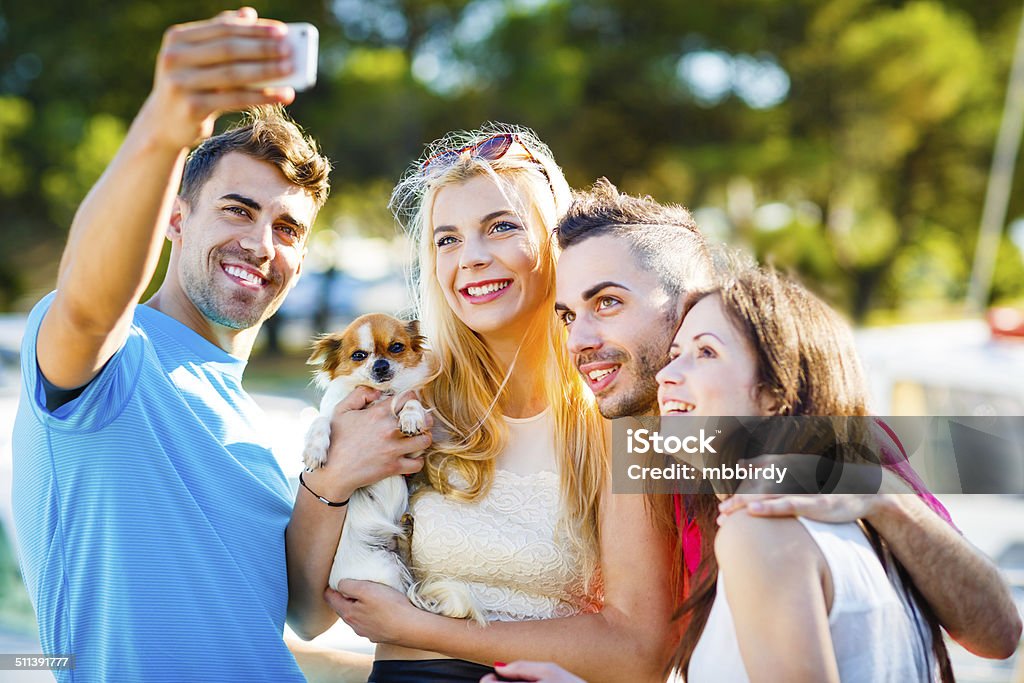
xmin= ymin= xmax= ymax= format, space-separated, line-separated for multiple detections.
xmin=12 ymin=294 xmax=305 ymax=682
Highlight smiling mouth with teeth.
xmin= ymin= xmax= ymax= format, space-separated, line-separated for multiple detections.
xmin=587 ymin=367 xmax=617 ymax=382
xmin=462 ymin=280 xmax=511 ymax=297
xmin=223 ymin=264 xmax=267 ymax=287
xmin=661 ymin=400 xmax=696 ymax=414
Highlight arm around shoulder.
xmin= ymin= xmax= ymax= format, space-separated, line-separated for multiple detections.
xmin=866 ymin=494 xmax=1022 ymax=658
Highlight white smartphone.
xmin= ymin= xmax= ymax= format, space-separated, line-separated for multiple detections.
xmin=253 ymin=22 xmax=318 ymax=91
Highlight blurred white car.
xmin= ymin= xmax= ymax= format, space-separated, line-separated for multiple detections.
xmin=856 ymin=317 xmax=1024 ymax=416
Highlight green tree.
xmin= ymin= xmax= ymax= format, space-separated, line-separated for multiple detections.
xmin=2 ymin=0 xmax=1022 ymax=321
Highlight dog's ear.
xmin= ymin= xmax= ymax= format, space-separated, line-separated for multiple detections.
xmin=405 ymin=320 xmax=427 ymax=352
xmin=307 ymin=334 xmax=345 ymax=367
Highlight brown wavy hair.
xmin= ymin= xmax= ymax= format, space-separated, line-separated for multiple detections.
xmin=180 ymin=105 xmax=331 ymax=211
xmin=663 ymin=264 xmax=953 ymax=682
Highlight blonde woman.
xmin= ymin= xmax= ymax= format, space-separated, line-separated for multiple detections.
xmin=286 ymin=125 xmax=677 ymax=683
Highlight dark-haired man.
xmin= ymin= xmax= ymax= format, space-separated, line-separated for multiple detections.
xmin=553 ymin=178 xmax=1022 ymax=659
xmin=555 ymin=177 xmax=712 ymax=418
xmin=11 ymin=9 xmax=420 ymax=681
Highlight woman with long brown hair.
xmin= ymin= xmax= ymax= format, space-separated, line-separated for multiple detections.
xmin=656 ymin=265 xmax=953 ymax=682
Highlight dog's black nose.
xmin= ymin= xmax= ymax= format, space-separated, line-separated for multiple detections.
xmin=372 ymin=358 xmax=391 ymax=379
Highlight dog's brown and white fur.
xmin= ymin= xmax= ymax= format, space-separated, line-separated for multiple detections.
xmin=302 ymin=313 xmax=438 ymax=596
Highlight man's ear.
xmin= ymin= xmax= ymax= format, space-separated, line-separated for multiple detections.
xmin=168 ymin=196 xmax=187 ymax=243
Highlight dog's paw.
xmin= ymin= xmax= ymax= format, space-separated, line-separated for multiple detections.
xmin=397 ymin=400 xmax=427 ymax=436
xmin=398 ymin=412 xmax=425 ymax=436
xmin=302 ymin=415 xmax=332 ymax=470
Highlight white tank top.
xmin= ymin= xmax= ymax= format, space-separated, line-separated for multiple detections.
xmin=689 ymin=518 xmax=937 ymax=682
xmin=408 ymin=408 xmax=599 ymax=621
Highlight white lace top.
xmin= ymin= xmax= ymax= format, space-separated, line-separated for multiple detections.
xmin=409 ymin=408 xmax=600 ymax=622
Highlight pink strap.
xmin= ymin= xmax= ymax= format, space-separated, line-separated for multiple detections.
xmin=873 ymin=418 xmax=957 ymax=530
xmin=674 ymin=494 xmax=703 ymax=576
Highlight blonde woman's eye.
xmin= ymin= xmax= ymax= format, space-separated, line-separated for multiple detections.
xmin=491 ymin=221 xmax=519 ymax=234
xmin=436 ymin=235 xmax=458 ymax=247
xmin=561 ymin=311 xmax=576 ymax=325
xmin=697 ymin=346 xmax=716 ymax=359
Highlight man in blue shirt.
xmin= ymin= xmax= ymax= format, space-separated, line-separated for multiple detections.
xmin=11 ymin=8 xmax=427 ymax=682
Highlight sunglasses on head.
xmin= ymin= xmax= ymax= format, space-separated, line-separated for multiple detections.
xmin=420 ymin=132 xmax=555 ymax=197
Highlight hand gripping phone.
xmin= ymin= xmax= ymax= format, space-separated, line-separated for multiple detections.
xmin=254 ymin=22 xmax=318 ymax=91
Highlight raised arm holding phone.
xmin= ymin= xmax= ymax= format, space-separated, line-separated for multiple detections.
xmin=38 ymin=8 xmax=298 ymax=390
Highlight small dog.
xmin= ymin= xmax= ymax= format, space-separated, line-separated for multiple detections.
xmin=303 ymin=313 xmax=438 ymax=595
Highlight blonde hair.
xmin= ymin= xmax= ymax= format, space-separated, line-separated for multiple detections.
xmin=391 ymin=123 xmax=608 ymax=584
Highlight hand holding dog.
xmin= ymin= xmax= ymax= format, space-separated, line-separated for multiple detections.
xmin=326 ymin=579 xmax=430 ymax=645
xmin=305 ymin=387 xmax=432 ymax=503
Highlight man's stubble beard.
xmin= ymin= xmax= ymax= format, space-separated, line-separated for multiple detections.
xmin=181 ymin=249 xmax=281 ymax=330
xmin=596 ymin=341 xmax=668 ymax=419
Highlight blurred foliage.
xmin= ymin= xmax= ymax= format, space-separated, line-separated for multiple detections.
xmin=0 ymin=523 xmax=36 ymax=635
xmin=1 ymin=0 xmax=1024 ymax=320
